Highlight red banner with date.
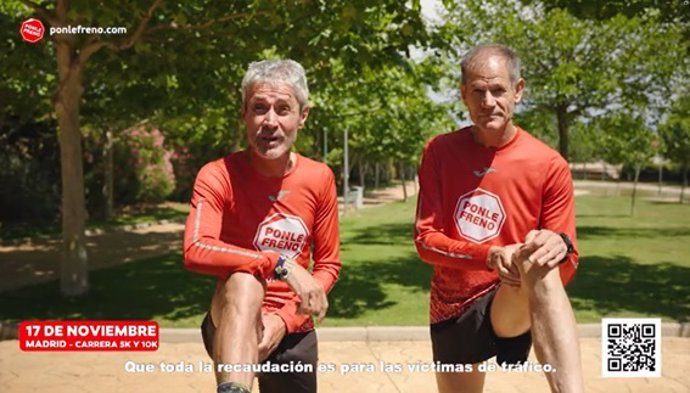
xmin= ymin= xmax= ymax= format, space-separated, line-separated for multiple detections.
xmin=19 ymin=320 xmax=159 ymax=351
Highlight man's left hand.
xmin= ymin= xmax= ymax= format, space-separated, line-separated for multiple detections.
xmin=257 ymin=314 xmax=287 ymax=362
xmin=523 ymin=229 xmax=569 ymax=269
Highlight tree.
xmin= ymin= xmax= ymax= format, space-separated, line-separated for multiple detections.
xmin=594 ymin=112 xmax=657 ymax=215
xmin=659 ymin=95 xmax=690 ymax=203
xmin=435 ymin=0 xmax=686 ymax=160
xmin=536 ymin=0 xmax=690 ymax=43
xmin=4 ymin=0 xmax=429 ymax=296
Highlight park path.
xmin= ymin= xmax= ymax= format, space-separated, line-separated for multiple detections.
xmin=0 ymin=181 xmax=417 ymax=293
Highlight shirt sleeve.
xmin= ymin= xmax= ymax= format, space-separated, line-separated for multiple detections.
xmin=541 ymin=155 xmax=579 ymax=285
xmin=275 ymin=168 xmax=342 ymax=333
xmin=183 ymin=161 xmax=280 ymax=279
xmin=414 ymin=138 xmax=492 ymax=270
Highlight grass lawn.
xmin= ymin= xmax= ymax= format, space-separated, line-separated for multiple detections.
xmin=1 ymin=194 xmax=688 ymax=326
xmin=0 ymin=202 xmax=189 ymax=240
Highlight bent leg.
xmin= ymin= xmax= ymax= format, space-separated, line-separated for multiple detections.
xmin=210 ymin=273 xmax=265 ymax=388
xmin=491 ymin=265 xmax=584 ymax=393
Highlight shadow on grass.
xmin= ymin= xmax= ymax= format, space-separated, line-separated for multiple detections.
xmin=569 ymin=255 xmax=690 ymax=322
xmin=648 ymin=200 xmax=688 ymax=206
xmin=577 ymin=226 xmax=690 ymax=239
xmin=327 ymin=251 xmax=431 ymax=319
xmin=0 ymin=253 xmax=215 ymax=323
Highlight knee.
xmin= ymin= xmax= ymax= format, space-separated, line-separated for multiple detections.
xmin=521 ymin=264 xmax=563 ymax=295
xmin=220 ymin=272 xmax=264 ymax=317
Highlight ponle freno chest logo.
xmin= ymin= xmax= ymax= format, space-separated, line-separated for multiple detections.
xmin=454 ymin=188 xmax=506 ymax=243
xmin=253 ymin=213 xmax=309 ymax=259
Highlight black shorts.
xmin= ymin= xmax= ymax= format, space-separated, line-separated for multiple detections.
xmin=201 ymin=313 xmax=317 ymax=393
xmin=430 ymin=286 xmax=532 ymax=366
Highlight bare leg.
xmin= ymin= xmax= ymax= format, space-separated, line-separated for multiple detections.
xmin=491 ymin=265 xmax=584 ymax=393
xmin=210 ymin=272 xmax=264 ymax=388
xmin=435 ymin=364 xmax=485 ymax=393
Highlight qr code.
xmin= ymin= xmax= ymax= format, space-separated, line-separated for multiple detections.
xmin=602 ymin=318 xmax=661 ymax=378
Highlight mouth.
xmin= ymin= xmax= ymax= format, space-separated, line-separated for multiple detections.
xmin=258 ymin=134 xmax=281 ymax=147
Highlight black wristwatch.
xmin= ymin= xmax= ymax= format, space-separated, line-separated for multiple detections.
xmin=274 ymin=256 xmax=290 ymax=281
xmin=559 ymin=233 xmax=574 ymax=263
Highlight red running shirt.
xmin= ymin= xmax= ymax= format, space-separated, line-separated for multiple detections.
xmin=415 ymin=127 xmax=578 ymax=324
xmin=183 ymin=151 xmax=341 ymax=333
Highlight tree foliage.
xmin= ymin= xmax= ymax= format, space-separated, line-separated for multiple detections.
xmin=434 ymin=0 xmax=687 ymax=160
xmin=1 ymin=0 xmax=433 ymax=296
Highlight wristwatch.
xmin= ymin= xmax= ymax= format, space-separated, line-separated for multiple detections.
xmin=558 ymin=233 xmax=574 ymax=263
xmin=274 ymin=256 xmax=290 ymax=281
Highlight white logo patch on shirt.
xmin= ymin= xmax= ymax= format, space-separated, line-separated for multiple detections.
xmin=454 ymin=188 xmax=506 ymax=243
xmin=253 ymin=213 xmax=309 ymax=258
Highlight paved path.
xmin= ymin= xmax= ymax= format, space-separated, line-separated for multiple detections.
xmin=1 ymin=337 xmax=688 ymax=392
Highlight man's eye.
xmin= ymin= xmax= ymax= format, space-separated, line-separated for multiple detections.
xmin=277 ymin=106 xmax=291 ymax=115
xmin=254 ymin=105 xmax=268 ymax=113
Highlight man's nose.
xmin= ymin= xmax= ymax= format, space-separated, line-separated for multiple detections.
xmin=262 ymin=108 xmax=278 ymax=127
xmin=481 ymin=91 xmax=495 ymax=107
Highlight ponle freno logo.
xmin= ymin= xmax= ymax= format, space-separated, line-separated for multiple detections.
xmin=454 ymin=188 xmax=506 ymax=243
xmin=253 ymin=213 xmax=309 ymax=259
xmin=20 ymin=18 xmax=45 ymax=43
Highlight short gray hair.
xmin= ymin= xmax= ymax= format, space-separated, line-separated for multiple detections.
xmin=241 ymin=59 xmax=310 ymax=109
xmin=461 ymin=44 xmax=522 ymax=86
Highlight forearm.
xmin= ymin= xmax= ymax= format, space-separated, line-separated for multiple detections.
xmin=415 ymin=230 xmax=491 ymax=270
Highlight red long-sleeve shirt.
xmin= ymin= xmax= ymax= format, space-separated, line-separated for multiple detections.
xmin=415 ymin=127 xmax=578 ymax=324
xmin=183 ymin=151 xmax=341 ymax=333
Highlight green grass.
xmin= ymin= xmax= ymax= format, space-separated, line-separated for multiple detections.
xmin=1 ymin=195 xmax=688 ymax=326
xmin=0 ymin=202 xmax=189 ymax=240
xmin=568 ymin=196 xmax=690 ymax=322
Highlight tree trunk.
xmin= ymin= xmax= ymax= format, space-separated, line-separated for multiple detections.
xmin=374 ymin=162 xmax=380 ymax=189
xmin=399 ymin=161 xmax=407 ymax=201
xmin=359 ymin=161 xmax=367 ymax=188
xmin=102 ymin=129 xmax=114 ymax=220
xmin=681 ymin=165 xmax=688 ymax=204
xmin=630 ymin=163 xmax=640 ymax=216
xmin=556 ymin=106 xmax=569 ymax=161
xmin=55 ymin=40 xmax=89 ymax=296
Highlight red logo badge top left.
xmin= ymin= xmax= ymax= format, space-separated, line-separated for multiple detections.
xmin=20 ymin=18 xmax=45 ymax=43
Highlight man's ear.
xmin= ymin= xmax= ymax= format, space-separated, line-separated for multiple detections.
xmin=299 ymin=105 xmax=311 ymax=128
xmin=514 ymin=78 xmax=525 ymax=104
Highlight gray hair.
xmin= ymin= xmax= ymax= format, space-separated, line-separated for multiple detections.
xmin=241 ymin=59 xmax=310 ymax=109
xmin=461 ymin=44 xmax=522 ymax=86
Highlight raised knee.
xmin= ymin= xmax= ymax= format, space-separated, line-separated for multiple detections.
xmin=522 ymin=265 xmax=562 ymax=293
xmin=221 ymin=273 xmax=264 ymax=315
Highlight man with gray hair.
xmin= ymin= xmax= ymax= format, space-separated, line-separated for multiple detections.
xmin=183 ymin=59 xmax=341 ymax=393
xmin=415 ymin=44 xmax=585 ymax=392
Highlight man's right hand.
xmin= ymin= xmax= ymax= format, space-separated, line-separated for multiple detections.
xmin=487 ymin=244 xmax=522 ymax=287
xmin=283 ymin=259 xmax=329 ymax=322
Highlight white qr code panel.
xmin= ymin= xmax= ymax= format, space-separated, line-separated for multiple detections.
xmin=602 ymin=318 xmax=661 ymax=378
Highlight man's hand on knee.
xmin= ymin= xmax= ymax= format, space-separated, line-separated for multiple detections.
xmin=283 ymin=259 xmax=329 ymax=322
xmin=258 ymin=314 xmax=287 ymax=362
xmin=488 ymin=244 xmax=522 ymax=287
xmin=523 ymin=229 xmax=569 ymax=269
